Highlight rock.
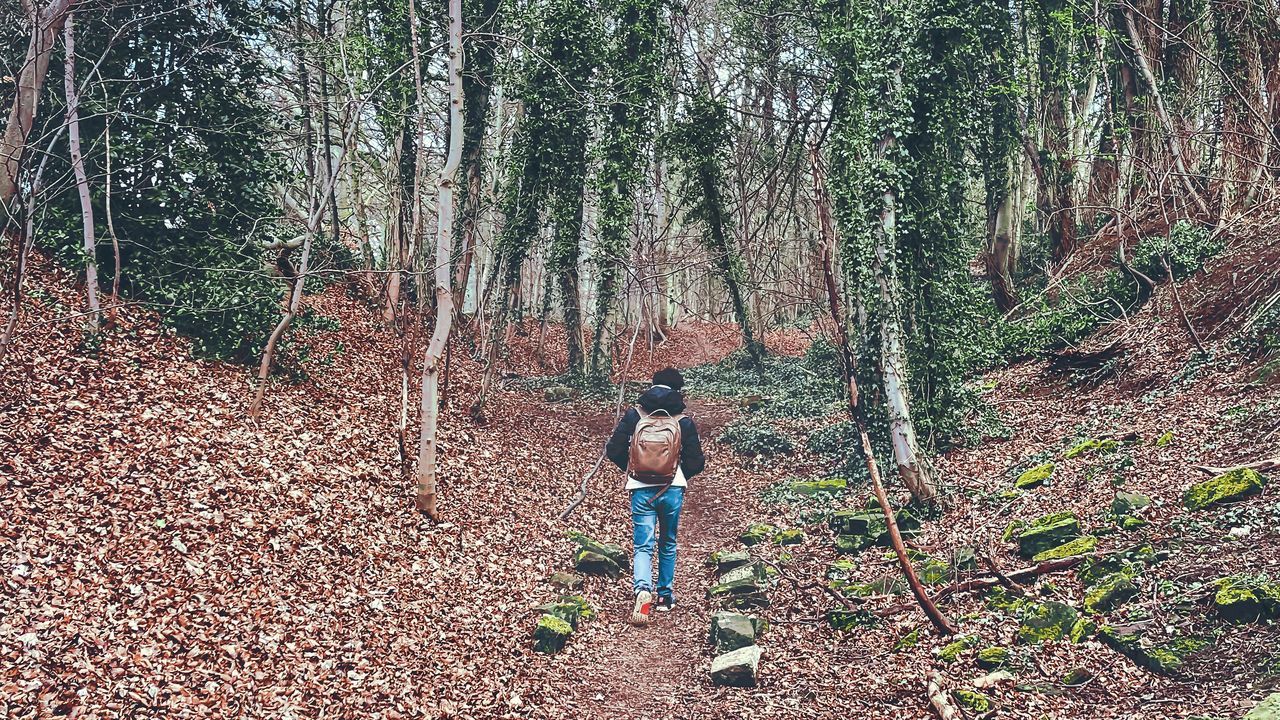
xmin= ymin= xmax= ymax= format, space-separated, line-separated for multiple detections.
xmin=1017 ymin=601 xmax=1078 ymax=644
xmin=535 ymin=595 xmax=594 ymax=630
xmin=1098 ymin=623 xmax=1207 ymax=674
xmin=709 ymin=645 xmax=762 ymax=687
xmin=1033 ymin=535 xmax=1098 ymax=562
xmin=827 ymin=608 xmax=878 ymax=631
xmin=709 ymin=612 xmax=759 ymax=653
xmin=567 ymin=531 xmax=629 ymax=570
xmin=1016 ymin=511 xmax=1082 ymax=558
xmin=953 ymin=546 xmax=979 ymax=572
xmin=1078 ymin=542 xmax=1161 ymax=587
xmin=1016 ymin=462 xmax=1055 ymax=489
xmin=1084 ymin=574 xmax=1139 ymax=614
xmin=786 ymin=478 xmax=847 ymax=496
xmin=828 ymin=507 xmax=920 ymax=552
xmin=774 ymin=529 xmax=806 ymax=546
xmin=1069 ymin=617 xmax=1097 ymax=642
xmin=834 ymin=534 xmax=877 ymax=554
xmin=739 ymin=523 xmax=777 ymax=546
xmin=1245 ymin=693 xmax=1280 ymax=720
xmin=548 ymin=572 xmax=582 ymax=591
xmin=976 ymin=647 xmax=1011 ymax=669
xmin=894 ymin=629 xmax=920 ymax=650
xmin=1214 ymin=577 xmax=1280 ymax=623
xmin=1119 ymin=516 xmax=1150 ymax=531
xmin=1184 ymin=468 xmax=1266 ymax=511
xmin=1111 ymin=491 xmax=1152 ymax=517
xmin=709 ymin=549 xmax=751 ymax=573
xmin=708 ymin=562 xmax=769 ymax=609
xmin=984 ymin=587 xmax=1029 ymax=614
xmin=533 ymin=614 xmax=573 ymax=654
xmin=938 ymin=635 xmax=977 ymax=663
xmin=1061 ymin=667 xmax=1093 ymax=686
xmin=543 ymin=386 xmax=577 ymax=403
xmin=1064 ymin=438 xmax=1118 ymax=459
xmin=574 ymin=549 xmax=621 ymax=578
xmin=953 ymin=689 xmax=994 ymax=714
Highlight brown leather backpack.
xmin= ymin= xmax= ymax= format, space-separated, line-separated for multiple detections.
xmin=628 ymin=406 xmax=684 ymax=483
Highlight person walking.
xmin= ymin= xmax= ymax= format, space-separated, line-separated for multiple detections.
xmin=606 ymin=367 xmax=706 ymax=625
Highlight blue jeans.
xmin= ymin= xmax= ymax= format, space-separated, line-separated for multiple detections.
xmin=630 ymin=486 xmax=684 ymax=600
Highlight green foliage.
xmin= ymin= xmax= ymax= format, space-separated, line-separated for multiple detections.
xmin=718 ymin=419 xmax=794 ymax=457
xmin=37 ymin=0 xmax=287 ymax=361
xmin=683 ymin=347 xmax=841 ymax=419
xmin=1130 ymin=221 xmax=1222 ymax=282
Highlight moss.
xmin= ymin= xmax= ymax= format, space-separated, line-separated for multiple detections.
xmin=1084 ymin=574 xmax=1139 ymax=614
xmin=709 ymin=549 xmax=751 ymax=572
xmin=976 ymin=646 xmax=1011 ymax=669
xmin=1061 ymin=667 xmax=1093 ymax=686
xmin=1017 ymin=601 xmax=1078 ymax=644
xmin=1016 ymin=462 xmax=1055 ymax=489
xmin=1184 ymin=469 xmax=1266 ymax=511
xmin=1099 ymin=624 xmax=1206 ymax=675
xmin=1002 ymin=519 xmax=1027 ymax=542
xmin=827 ymin=608 xmax=878 ymax=631
xmin=1070 ymin=617 xmax=1097 ymax=642
xmin=984 ymin=587 xmax=1028 ymax=614
xmin=1065 ymin=438 xmax=1119 ymax=459
xmin=1155 ymin=431 xmax=1174 ymax=447
xmin=938 ymin=635 xmax=977 ymax=663
xmin=786 ymin=478 xmax=847 ymax=496
xmin=1214 ymin=577 xmax=1280 ymax=623
xmin=1119 ymin=516 xmax=1150 ymax=531
xmin=739 ymin=523 xmax=778 ymax=546
xmin=774 ymin=529 xmax=806 ymax=546
xmin=894 ymin=628 xmax=920 ymax=650
xmin=574 ymin=549 xmax=622 ymax=578
xmin=533 ymin=613 xmax=573 ymax=654
xmin=1033 ymin=535 xmax=1098 ymax=562
xmin=1016 ymin=511 xmax=1082 ymax=558
xmin=953 ymin=689 xmax=994 ymax=713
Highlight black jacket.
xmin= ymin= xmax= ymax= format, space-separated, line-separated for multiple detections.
xmin=605 ymin=386 xmax=706 ymax=479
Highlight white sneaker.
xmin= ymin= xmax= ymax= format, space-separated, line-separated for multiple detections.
xmin=631 ymin=590 xmax=653 ymax=625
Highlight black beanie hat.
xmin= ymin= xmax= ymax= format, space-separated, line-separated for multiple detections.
xmin=652 ymin=367 xmax=685 ymax=391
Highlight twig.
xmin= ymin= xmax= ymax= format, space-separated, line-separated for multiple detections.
xmin=1195 ymin=458 xmax=1280 ymax=475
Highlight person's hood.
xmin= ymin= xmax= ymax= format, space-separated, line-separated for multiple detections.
xmin=637 ymin=385 xmax=686 ymax=415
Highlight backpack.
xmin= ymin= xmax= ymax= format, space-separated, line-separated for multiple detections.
xmin=627 ymin=406 xmax=684 ymax=483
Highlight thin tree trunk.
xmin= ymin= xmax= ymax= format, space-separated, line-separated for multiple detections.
xmin=318 ymin=3 xmax=341 ymax=247
xmin=413 ymin=0 xmax=464 ymax=518
xmin=104 ymin=119 xmax=121 ymax=323
xmin=0 ymin=0 xmax=72 ymax=212
xmin=63 ymin=12 xmax=99 ymax=332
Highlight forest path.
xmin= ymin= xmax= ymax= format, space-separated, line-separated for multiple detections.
xmin=546 ymin=395 xmax=748 ymax=717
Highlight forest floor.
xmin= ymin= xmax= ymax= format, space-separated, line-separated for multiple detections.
xmin=3 ymin=244 xmax=1279 ymax=719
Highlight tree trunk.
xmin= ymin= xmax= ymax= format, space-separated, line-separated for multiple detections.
xmin=63 ymin=12 xmax=99 ymax=332
xmin=0 ymin=0 xmax=72 ymax=212
xmin=318 ymin=2 xmax=341 ymax=248
xmin=873 ymin=132 xmax=937 ymax=505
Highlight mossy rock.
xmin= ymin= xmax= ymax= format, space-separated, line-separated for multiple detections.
xmin=708 ymin=549 xmax=751 ymax=573
xmin=1112 ymin=491 xmax=1152 ymax=517
xmin=1084 ymin=574 xmax=1139 ymax=614
xmin=709 ymin=645 xmax=762 ymax=688
xmin=1213 ymin=577 xmax=1280 ymax=623
xmin=709 ymin=611 xmax=760 ymax=653
xmin=1002 ymin=519 xmax=1027 ymax=543
xmin=774 ymin=529 xmax=806 ymax=546
xmin=535 ymin=595 xmax=594 ymax=630
xmin=786 ymin=478 xmax=847 ymax=496
xmin=548 ymin=571 xmax=583 ymax=591
xmin=1099 ymin=623 xmax=1207 ymax=675
xmin=1017 ymin=601 xmax=1078 ymax=644
xmin=574 ymin=549 xmax=622 ymax=578
xmin=894 ymin=628 xmax=920 ymax=651
xmin=1119 ymin=516 xmax=1150 ymax=531
xmin=1070 ymin=617 xmax=1097 ymax=642
xmin=827 ymin=608 xmax=878 ymax=631
xmin=543 ymin=386 xmax=577 ymax=403
xmin=1245 ymin=692 xmax=1280 ymax=720
xmin=938 ymin=635 xmax=977 ymax=663
xmin=740 ymin=523 xmax=778 ymax=546
xmin=828 ymin=507 xmax=920 ymax=544
xmin=708 ymin=562 xmax=770 ymax=609
xmin=1016 ymin=511 xmax=1082 ymax=558
xmin=533 ymin=613 xmax=573 ymax=654
xmin=953 ymin=689 xmax=994 ymax=714
xmin=826 ymin=558 xmax=857 ymax=579
xmin=1155 ymin=431 xmax=1174 ymax=447
xmin=566 ymin=530 xmax=629 ymax=569
xmin=1033 ymin=535 xmax=1098 ymax=562
xmin=985 ymin=587 xmax=1029 ymax=615
xmin=1078 ymin=543 xmax=1161 ymax=587
xmin=1061 ymin=667 xmax=1093 ymax=686
xmin=1065 ymin=438 xmax=1119 ymax=459
xmin=834 ymin=533 xmax=878 ymax=555
xmin=1016 ymin=462 xmax=1055 ymax=489
xmin=1184 ymin=469 xmax=1266 ymax=511
xmin=976 ymin=646 xmax=1012 ymax=669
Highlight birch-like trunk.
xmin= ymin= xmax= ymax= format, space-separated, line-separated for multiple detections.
xmin=872 ymin=134 xmax=937 ymax=505
xmin=62 ymin=12 xmax=99 ymax=331
xmin=415 ymin=0 xmax=463 ymax=519
xmin=0 ymin=0 xmax=72 ymax=212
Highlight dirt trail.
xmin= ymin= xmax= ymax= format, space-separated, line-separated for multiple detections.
xmin=549 ymin=397 xmax=747 ymax=718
